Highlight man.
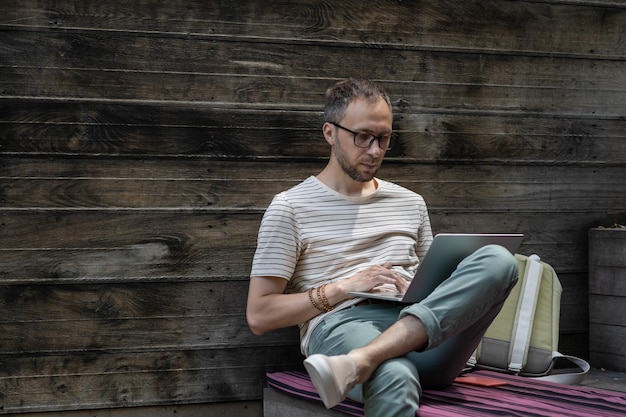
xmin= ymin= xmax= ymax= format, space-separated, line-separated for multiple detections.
xmin=246 ymin=78 xmax=518 ymax=416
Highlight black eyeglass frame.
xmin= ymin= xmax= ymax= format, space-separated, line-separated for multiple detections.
xmin=329 ymin=122 xmax=397 ymax=151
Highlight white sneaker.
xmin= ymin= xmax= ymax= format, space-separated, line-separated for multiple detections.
xmin=303 ymin=354 xmax=358 ymax=409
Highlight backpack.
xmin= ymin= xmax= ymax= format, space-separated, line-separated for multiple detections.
xmin=467 ymin=254 xmax=590 ymax=384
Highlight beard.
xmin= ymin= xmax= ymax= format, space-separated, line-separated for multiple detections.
xmin=334 ymin=136 xmax=379 ymax=182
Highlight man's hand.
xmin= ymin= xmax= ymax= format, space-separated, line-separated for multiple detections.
xmin=337 ymin=262 xmax=409 ymax=296
xmin=247 ymin=263 xmax=410 ymax=336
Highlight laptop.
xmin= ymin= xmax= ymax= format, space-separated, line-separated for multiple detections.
xmin=348 ymin=233 xmax=524 ymax=303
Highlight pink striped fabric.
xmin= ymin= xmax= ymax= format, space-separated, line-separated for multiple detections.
xmin=266 ymin=370 xmax=626 ymax=416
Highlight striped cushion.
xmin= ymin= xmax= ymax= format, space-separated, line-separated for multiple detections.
xmin=267 ymin=370 xmax=626 ymax=416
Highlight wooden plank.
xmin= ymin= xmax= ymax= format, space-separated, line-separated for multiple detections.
xmin=0 ymin=211 xmax=602 ymax=261
xmin=0 ymin=230 xmax=588 ymax=283
xmin=0 ymin=177 xmax=285 ymax=209
xmin=5 ymin=401 xmax=263 ymax=417
xmin=0 ymin=238 xmax=578 ymax=285
xmin=1 ymin=31 xmax=624 ymax=90
xmin=2 ymin=164 xmax=625 ymax=211
xmin=589 ymin=295 xmax=626 ymax=327
xmin=2 ymin=100 xmax=624 ymax=163
xmin=588 ymin=352 xmax=626 ymax=373
xmin=0 ymin=210 xmax=260 ymax=249
xmin=0 ymin=347 xmax=303 ymax=413
xmin=1 ymin=345 xmax=302 ymax=379
xmin=589 ymin=266 xmax=626 ymax=296
xmin=2 ymin=66 xmax=623 ymax=116
xmin=0 ymin=158 xmax=325 ymax=180
xmin=589 ymin=323 xmax=626 ymax=355
xmin=0 ymin=155 xmax=626 ymax=184
xmin=589 ymin=323 xmax=626 ymax=372
xmin=0 ymin=314 xmax=264 ymax=352
xmin=588 ymin=225 xmax=626 ymax=360
xmin=0 ymin=210 xmax=605 ymax=271
xmin=0 ymin=279 xmax=585 ymax=353
xmin=0 ymin=211 xmax=262 ymax=282
xmin=589 ymin=228 xmax=626 ymax=267
xmin=0 ymin=282 xmax=298 ymax=352
xmin=1 ymin=0 xmax=624 ymax=57
xmin=2 ymin=157 xmax=626 ymax=185
xmin=0 ymin=281 xmax=249 ymax=322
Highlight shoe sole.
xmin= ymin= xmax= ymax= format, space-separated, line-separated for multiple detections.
xmin=303 ymin=355 xmax=341 ymax=409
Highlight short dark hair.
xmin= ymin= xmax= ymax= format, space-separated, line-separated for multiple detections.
xmin=323 ymin=78 xmax=392 ymax=123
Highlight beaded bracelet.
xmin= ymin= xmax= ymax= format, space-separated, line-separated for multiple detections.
xmin=316 ymin=285 xmax=325 ymax=311
xmin=318 ymin=283 xmax=334 ymax=312
xmin=308 ymin=287 xmax=325 ymax=312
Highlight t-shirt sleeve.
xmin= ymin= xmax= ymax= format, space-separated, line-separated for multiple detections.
xmin=249 ymin=193 xmax=301 ymax=280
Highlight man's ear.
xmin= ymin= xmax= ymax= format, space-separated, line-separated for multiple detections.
xmin=322 ymin=122 xmax=336 ymax=146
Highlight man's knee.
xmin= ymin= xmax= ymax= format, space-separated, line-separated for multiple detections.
xmin=478 ymin=244 xmax=518 ymax=286
xmin=362 ymin=358 xmax=421 ymax=415
xmin=366 ymin=357 xmax=421 ymax=399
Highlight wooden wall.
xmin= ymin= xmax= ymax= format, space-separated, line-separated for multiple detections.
xmin=1 ymin=0 xmax=625 ymax=414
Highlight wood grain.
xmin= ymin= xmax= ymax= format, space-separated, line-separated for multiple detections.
xmin=2 ymin=67 xmax=623 ymax=116
xmin=2 ymin=161 xmax=625 ymax=210
xmin=1 ymin=101 xmax=624 ymax=163
xmin=0 ymin=0 xmax=625 ymax=413
xmin=0 ymin=346 xmax=302 ymax=413
xmin=1 ymin=0 xmax=624 ymax=57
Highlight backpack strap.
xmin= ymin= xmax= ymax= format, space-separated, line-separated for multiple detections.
xmin=508 ymin=254 xmax=543 ymax=373
xmin=532 ymin=352 xmax=591 ymax=384
xmin=508 ymin=256 xmax=590 ymax=383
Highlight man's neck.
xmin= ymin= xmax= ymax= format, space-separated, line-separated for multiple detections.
xmin=316 ymin=166 xmax=378 ymax=197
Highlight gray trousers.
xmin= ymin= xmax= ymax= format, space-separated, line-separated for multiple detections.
xmin=308 ymin=244 xmax=519 ymax=417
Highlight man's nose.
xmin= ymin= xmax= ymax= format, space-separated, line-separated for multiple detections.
xmin=366 ymin=139 xmax=385 ymax=155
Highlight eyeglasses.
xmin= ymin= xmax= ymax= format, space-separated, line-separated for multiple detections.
xmin=329 ymin=122 xmax=397 ymax=150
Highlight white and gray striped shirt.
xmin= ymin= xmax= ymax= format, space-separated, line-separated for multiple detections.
xmin=251 ymin=175 xmax=433 ymax=354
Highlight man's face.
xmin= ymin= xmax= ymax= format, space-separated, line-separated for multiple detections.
xmin=331 ymin=98 xmax=393 ymax=182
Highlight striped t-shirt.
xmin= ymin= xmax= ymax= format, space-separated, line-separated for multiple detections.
xmin=250 ymin=175 xmax=433 ymax=355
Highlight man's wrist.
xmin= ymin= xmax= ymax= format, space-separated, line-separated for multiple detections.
xmin=326 ymin=281 xmax=350 ymax=306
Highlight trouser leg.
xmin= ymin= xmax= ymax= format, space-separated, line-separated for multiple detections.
xmin=399 ymin=244 xmax=518 ymax=387
xmin=308 ymin=305 xmax=420 ymax=417
xmin=307 ymin=244 xmax=518 ymax=414
xmin=361 ymin=357 xmax=420 ymax=417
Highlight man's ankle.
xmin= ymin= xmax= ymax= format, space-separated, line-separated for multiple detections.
xmin=348 ymin=349 xmax=375 ymax=384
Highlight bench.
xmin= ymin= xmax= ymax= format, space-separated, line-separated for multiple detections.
xmin=262 ymin=370 xmax=626 ymax=417
xmin=264 ymin=388 xmax=347 ymax=417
